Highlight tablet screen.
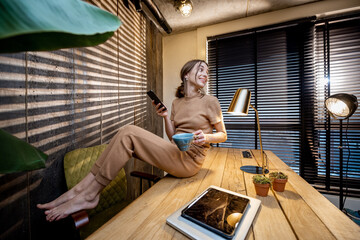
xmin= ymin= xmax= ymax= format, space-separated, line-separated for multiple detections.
xmin=181 ymin=188 xmax=249 ymax=239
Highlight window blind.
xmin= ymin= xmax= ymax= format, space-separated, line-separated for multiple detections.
xmin=313 ymin=16 xmax=360 ymax=196
xmin=0 ymin=1 xmax=148 ymax=237
xmin=208 ymin=14 xmax=360 ymax=198
xmin=0 ymin=0 xmax=147 ymax=155
xmin=208 ymin=23 xmax=311 ymax=172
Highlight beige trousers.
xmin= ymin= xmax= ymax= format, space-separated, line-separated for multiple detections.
xmin=91 ymin=125 xmax=208 ymax=186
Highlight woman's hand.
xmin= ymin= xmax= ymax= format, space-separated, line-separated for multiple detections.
xmin=193 ymin=130 xmax=207 ymax=145
xmin=152 ymin=101 xmax=175 ymax=140
xmin=192 ymin=122 xmax=227 ymax=146
xmin=152 ymin=101 xmax=168 ymax=117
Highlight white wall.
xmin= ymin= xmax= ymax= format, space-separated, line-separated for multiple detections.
xmin=162 ymin=31 xmax=197 ymax=111
xmin=162 ymin=0 xmax=360 ymax=138
xmin=162 ymin=31 xmax=198 ymax=139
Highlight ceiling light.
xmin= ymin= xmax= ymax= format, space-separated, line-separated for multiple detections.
xmin=174 ymin=0 xmax=193 ymax=17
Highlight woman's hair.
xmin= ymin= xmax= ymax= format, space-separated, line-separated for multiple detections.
xmin=175 ymin=59 xmax=208 ymax=98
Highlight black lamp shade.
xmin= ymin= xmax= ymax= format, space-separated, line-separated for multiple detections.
xmin=0 ymin=129 xmax=47 ymax=174
xmin=325 ymin=93 xmax=358 ymax=120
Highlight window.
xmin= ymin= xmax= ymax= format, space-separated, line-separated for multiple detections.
xmin=208 ymin=21 xmax=311 ymax=172
xmin=312 ymin=16 xmax=360 ymax=196
xmin=208 ymin=14 xmax=360 ymax=197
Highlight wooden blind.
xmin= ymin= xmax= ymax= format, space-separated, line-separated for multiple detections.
xmin=0 ymin=0 xmax=147 ymax=159
xmin=0 ymin=0 xmax=147 ymax=238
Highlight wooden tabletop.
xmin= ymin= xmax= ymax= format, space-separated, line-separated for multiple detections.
xmin=87 ymin=147 xmax=360 ymax=240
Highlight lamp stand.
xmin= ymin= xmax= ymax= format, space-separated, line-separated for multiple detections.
xmin=240 ymin=104 xmax=269 ymax=175
xmin=339 ymin=119 xmax=344 ymax=210
xmin=324 ymin=93 xmax=358 ymax=210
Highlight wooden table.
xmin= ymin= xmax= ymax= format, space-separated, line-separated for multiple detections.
xmin=87 ymin=147 xmax=360 ymax=240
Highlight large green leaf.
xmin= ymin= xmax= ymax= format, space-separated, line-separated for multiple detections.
xmin=0 ymin=0 xmax=122 ymax=53
xmin=0 ymin=129 xmax=47 ymax=174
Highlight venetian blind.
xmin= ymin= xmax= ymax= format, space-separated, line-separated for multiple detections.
xmin=0 ymin=1 xmax=147 ymax=236
xmin=0 ymin=0 xmax=147 ymax=157
xmin=207 ymin=22 xmax=313 ymax=172
xmin=207 ymin=14 xmax=360 ymax=197
xmin=312 ymin=15 xmax=360 ymax=197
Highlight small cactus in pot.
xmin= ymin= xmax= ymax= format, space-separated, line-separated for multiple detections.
xmin=252 ymin=175 xmax=271 ymax=197
xmin=269 ymin=172 xmax=288 ymax=192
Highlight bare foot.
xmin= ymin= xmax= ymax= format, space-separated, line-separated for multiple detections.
xmin=45 ymin=193 xmax=100 ymax=222
xmin=37 ymin=192 xmax=76 ymax=210
xmin=44 ymin=178 xmax=104 ymax=222
xmin=37 ymin=173 xmax=96 ymax=210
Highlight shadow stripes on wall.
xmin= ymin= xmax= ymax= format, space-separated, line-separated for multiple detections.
xmin=0 ymin=0 xmax=147 ymax=238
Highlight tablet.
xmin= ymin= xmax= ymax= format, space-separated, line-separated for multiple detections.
xmin=181 ymin=187 xmax=249 ymax=239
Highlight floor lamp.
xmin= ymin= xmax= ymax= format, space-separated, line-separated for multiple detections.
xmin=228 ymin=88 xmax=268 ymax=175
xmin=325 ymin=93 xmax=358 ymax=210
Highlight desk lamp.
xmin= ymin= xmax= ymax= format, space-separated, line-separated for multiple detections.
xmin=325 ymin=93 xmax=358 ymax=210
xmin=228 ymin=88 xmax=268 ymax=175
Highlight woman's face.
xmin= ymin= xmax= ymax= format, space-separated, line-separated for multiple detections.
xmin=186 ymin=62 xmax=208 ymax=90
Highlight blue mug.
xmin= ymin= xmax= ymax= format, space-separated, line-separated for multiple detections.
xmin=172 ymin=133 xmax=194 ymax=151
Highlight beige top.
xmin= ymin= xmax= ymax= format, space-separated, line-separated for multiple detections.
xmin=170 ymin=94 xmax=223 ymax=136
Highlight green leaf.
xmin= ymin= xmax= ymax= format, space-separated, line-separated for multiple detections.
xmin=0 ymin=129 xmax=47 ymax=174
xmin=0 ymin=0 xmax=122 ymax=53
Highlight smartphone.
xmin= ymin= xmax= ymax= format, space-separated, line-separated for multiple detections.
xmin=147 ymin=90 xmax=167 ymax=111
xmin=181 ymin=188 xmax=249 ymax=239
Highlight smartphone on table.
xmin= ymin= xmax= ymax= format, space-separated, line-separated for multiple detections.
xmin=147 ymin=90 xmax=167 ymax=111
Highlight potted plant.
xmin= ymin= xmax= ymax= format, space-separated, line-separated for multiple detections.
xmin=252 ymin=175 xmax=271 ymax=197
xmin=269 ymin=171 xmax=288 ymax=192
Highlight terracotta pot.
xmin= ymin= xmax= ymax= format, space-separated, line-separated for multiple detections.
xmin=253 ymin=182 xmax=270 ymax=197
xmin=272 ymin=178 xmax=288 ymax=192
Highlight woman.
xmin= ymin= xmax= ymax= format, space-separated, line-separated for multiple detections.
xmin=37 ymin=59 xmax=227 ymax=222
